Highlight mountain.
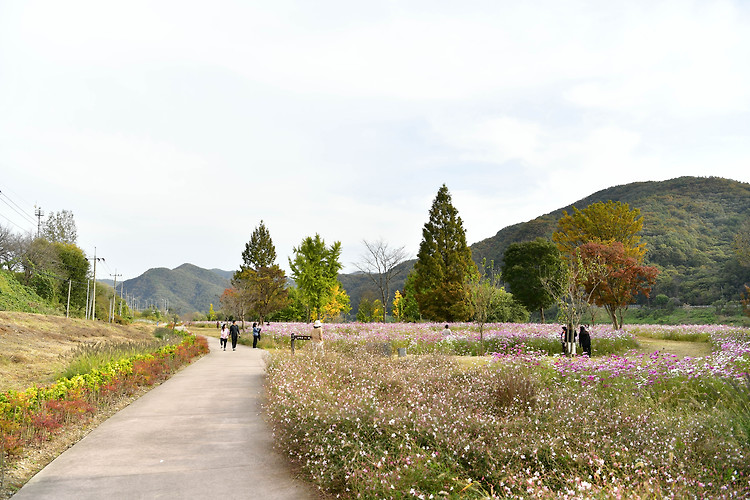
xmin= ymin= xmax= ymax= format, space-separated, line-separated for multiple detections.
xmin=470 ymin=176 xmax=750 ymax=306
xmin=338 ymin=260 xmax=415 ymax=317
xmin=121 ymin=264 xmax=231 ymax=314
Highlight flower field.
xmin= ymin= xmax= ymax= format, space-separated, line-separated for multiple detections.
xmin=254 ymin=322 xmax=637 ymax=357
xmin=1 ymin=333 xmax=208 ymax=462
xmin=264 ymin=323 xmax=750 ymax=498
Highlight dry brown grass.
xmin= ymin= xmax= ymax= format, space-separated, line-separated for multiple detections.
xmin=0 ymin=312 xmax=157 ymax=393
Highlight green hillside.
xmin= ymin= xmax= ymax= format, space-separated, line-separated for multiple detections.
xmin=471 ymin=176 xmax=750 ymax=306
xmin=0 ymin=269 xmax=59 ymax=314
xmin=122 ymin=263 xmax=230 ymax=314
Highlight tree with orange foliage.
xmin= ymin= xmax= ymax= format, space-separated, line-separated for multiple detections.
xmin=575 ymin=242 xmax=658 ymax=329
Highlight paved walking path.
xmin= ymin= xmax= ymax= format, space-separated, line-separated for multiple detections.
xmin=13 ymin=340 xmax=319 ymax=500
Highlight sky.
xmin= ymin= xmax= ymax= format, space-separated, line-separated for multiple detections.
xmin=1 ymin=0 xmax=749 ymax=281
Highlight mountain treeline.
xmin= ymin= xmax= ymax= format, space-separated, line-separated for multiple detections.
xmin=471 ymin=176 xmax=750 ymax=306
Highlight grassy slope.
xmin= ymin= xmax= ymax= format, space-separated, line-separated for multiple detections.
xmin=0 ymin=270 xmax=58 ymax=315
xmin=0 ymin=311 xmax=157 ymax=392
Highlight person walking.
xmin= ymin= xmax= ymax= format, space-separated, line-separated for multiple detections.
xmin=220 ymin=324 xmax=229 ymax=351
xmin=579 ymin=325 xmax=592 ymax=357
xmin=229 ymin=320 xmax=240 ymax=351
xmin=252 ymin=322 xmax=262 ymax=348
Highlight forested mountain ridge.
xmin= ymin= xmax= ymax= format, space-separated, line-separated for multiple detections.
xmin=121 ymin=263 xmax=230 ymax=314
xmin=471 ymin=176 xmax=750 ymax=305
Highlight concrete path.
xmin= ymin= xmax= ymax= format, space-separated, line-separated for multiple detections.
xmin=13 ymin=340 xmax=320 ymax=500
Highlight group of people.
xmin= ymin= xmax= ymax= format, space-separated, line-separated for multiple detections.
xmin=560 ymin=324 xmax=592 ymax=357
xmin=218 ymin=320 xmax=263 ymax=351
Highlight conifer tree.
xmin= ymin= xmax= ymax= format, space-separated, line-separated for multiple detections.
xmin=241 ymin=220 xmax=277 ymax=271
xmin=413 ymin=184 xmax=478 ymax=321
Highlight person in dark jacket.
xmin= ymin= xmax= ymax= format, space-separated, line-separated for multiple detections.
xmin=229 ymin=320 xmax=240 ymax=351
xmin=252 ymin=322 xmax=262 ymax=348
xmin=579 ymin=325 xmax=592 ymax=357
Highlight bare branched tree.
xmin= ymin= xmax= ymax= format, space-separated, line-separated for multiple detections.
xmin=354 ymin=239 xmax=409 ymax=322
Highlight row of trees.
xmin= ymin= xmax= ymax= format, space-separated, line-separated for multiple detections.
xmin=226 ymin=185 xmax=740 ymax=331
xmin=220 ymin=222 xmax=353 ymax=325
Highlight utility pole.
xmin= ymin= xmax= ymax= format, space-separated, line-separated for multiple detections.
xmin=89 ymin=248 xmax=105 ymax=321
xmin=119 ymin=281 xmax=125 ymax=316
xmin=66 ymin=280 xmax=72 ymax=318
xmin=110 ymin=271 xmax=121 ymax=323
xmin=34 ymin=205 xmax=44 ymax=237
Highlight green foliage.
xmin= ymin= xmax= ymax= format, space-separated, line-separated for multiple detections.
xmin=233 ymin=265 xmax=290 ymax=323
xmin=40 ymin=210 xmax=78 ymax=244
xmin=356 ymin=295 xmax=384 ymax=322
xmin=54 ymin=242 xmax=89 ymax=311
xmin=400 ymin=272 xmax=421 ymax=322
xmin=0 ymin=270 xmax=58 ymax=314
xmin=472 ymin=176 xmax=750 ymax=307
xmin=240 ymin=220 xmax=277 ymax=272
xmin=413 ymin=184 xmax=478 ymax=322
xmin=486 ymin=288 xmax=530 ymax=323
xmin=288 ymin=234 xmax=344 ymax=320
xmin=272 ymin=285 xmax=307 ymax=322
xmin=501 ymin=238 xmax=564 ymax=321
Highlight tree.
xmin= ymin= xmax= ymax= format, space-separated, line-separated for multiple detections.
xmin=354 ymin=239 xmax=408 ymax=322
xmin=208 ymin=303 xmax=217 ymax=321
xmin=356 ymin=292 xmax=384 ymax=323
xmin=399 ymin=272 xmax=421 ymax=322
xmin=41 ymin=210 xmax=77 ymax=244
xmin=413 ymin=184 xmax=478 ymax=322
xmin=552 ymin=200 xmax=658 ymax=329
xmin=501 ymin=238 xmax=565 ymax=322
xmin=392 ymin=290 xmax=404 ymax=321
xmin=241 ymin=220 xmax=276 ymax=271
xmin=54 ymin=242 xmax=89 ymax=311
xmin=21 ymin=238 xmax=59 ymax=286
xmin=576 ymin=242 xmax=658 ymax=329
xmin=220 ymin=287 xmax=245 ymax=322
xmin=320 ymin=283 xmax=351 ymax=322
xmin=288 ymin=234 xmax=344 ymax=320
xmin=553 ymin=201 xmax=646 ymax=261
xmin=234 ymin=265 xmax=290 ymax=324
xmin=468 ymin=260 xmax=505 ymax=355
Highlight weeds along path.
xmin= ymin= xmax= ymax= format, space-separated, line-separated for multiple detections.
xmin=12 ymin=341 xmax=319 ymax=500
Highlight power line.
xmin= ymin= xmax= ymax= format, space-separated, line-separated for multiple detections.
xmin=0 ymin=210 xmax=28 ymax=232
xmin=0 ymin=195 xmax=36 ymax=229
xmin=0 ymin=189 xmax=36 ymax=225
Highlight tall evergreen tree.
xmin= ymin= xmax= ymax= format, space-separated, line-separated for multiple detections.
xmin=241 ymin=220 xmax=277 ymax=271
xmin=413 ymin=184 xmax=478 ymax=322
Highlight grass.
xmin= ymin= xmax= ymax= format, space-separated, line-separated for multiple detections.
xmin=0 ymin=312 xmax=158 ymax=393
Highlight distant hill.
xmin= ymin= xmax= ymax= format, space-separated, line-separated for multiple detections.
xmin=121 ymin=264 xmax=230 ymax=314
xmin=338 ymin=260 xmax=414 ymax=318
xmin=470 ymin=176 xmax=750 ymax=305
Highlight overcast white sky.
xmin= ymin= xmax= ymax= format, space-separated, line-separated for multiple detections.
xmin=1 ymin=0 xmax=749 ymax=280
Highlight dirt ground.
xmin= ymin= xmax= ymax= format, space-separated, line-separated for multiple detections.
xmin=0 ymin=312 xmax=157 ymax=393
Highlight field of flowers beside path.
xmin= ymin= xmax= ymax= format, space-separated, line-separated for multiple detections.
xmin=265 ymin=323 xmax=750 ymax=498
